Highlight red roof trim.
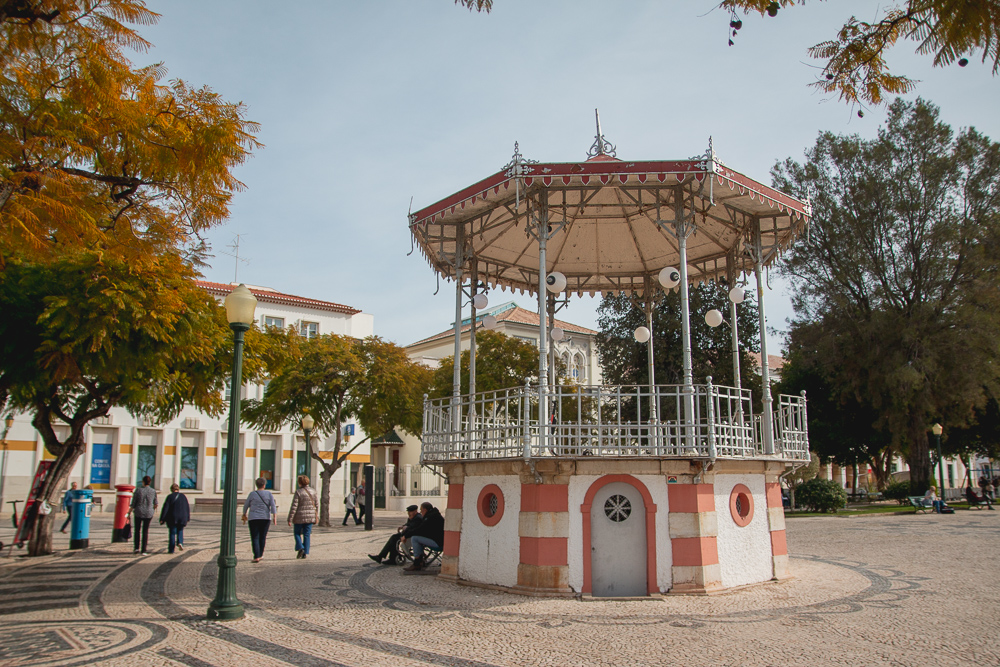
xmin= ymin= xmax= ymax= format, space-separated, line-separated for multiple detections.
xmin=410 ymin=159 xmax=810 ymax=227
xmin=197 ymin=281 xmax=361 ymax=316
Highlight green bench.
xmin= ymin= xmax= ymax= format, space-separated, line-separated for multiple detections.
xmin=907 ymin=496 xmax=935 ymax=513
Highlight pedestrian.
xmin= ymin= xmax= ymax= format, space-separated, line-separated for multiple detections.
xmin=288 ymin=474 xmax=319 ymax=559
xmin=242 ymin=477 xmax=277 ymax=563
xmin=985 ymin=479 xmax=996 ymax=509
xmin=129 ymin=475 xmax=158 ymax=555
xmin=403 ymin=501 xmax=445 ymax=572
xmin=356 ymin=481 xmax=367 ymax=523
xmin=60 ymin=482 xmax=78 ymax=533
xmin=369 ymin=504 xmax=421 ymax=564
xmin=159 ymin=483 xmax=190 ymax=553
xmin=343 ymin=487 xmax=360 ymax=526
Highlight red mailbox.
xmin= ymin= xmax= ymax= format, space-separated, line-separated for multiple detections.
xmin=112 ymin=484 xmax=134 ymax=543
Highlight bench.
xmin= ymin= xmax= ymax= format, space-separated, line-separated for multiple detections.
xmin=965 ymin=490 xmax=991 ymax=509
xmin=907 ymin=496 xmax=935 ymax=513
xmin=194 ymin=498 xmax=224 ymax=513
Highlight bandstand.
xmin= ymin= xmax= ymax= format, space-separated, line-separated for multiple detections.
xmin=409 ymin=115 xmax=812 ymax=597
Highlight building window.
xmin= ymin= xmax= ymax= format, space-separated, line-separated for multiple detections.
xmin=574 ymin=353 xmax=586 ymax=383
xmin=136 ymin=445 xmax=156 ymax=482
xmin=263 ymin=315 xmax=284 ymax=329
xmin=477 ymin=484 xmax=505 ymax=526
xmin=515 ymin=335 xmax=537 ymax=348
xmin=729 ymin=484 xmax=754 ymax=527
xmin=300 ymin=321 xmax=319 ymax=339
xmin=180 ymin=446 xmax=198 ymax=489
xmin=224 ymin=381 xmax=247 ymax=402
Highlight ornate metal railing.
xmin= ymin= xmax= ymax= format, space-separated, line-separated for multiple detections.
xmin=422 ymin=382 xmax=809 ymax=463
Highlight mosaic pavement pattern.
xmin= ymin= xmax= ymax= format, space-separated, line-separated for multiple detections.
xmin=0 ymin=509 xmax=997 ymax=666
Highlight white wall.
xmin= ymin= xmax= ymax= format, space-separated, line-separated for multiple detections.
xmin=714 ymin=473 xmax=772 ymax=588
xmin=458 ymin=474 xmax=520 ymax=588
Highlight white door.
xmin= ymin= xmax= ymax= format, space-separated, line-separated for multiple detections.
xmin=590 ymin=481 xmax=646 ymax=597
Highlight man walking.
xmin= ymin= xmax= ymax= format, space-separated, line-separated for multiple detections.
xmin=129 ymin=476 xmax=157 ymax=555
xmin=356 ymin=480 xmax=367 ymax=524
xmin=60 ymin=482 xmax=78 ymax=533
xmin=159 ymin=483 xmax=190 ymax=553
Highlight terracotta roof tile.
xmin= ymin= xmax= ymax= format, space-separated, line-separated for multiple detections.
xmin=197 ymin=280 xmax=360 ymax=316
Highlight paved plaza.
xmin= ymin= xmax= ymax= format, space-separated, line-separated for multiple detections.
xmin=0 ymin=508 xmax=997 ymax=666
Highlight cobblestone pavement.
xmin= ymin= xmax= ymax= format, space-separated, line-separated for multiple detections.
xmin=0 ymin=508 xmax=998 ymax=666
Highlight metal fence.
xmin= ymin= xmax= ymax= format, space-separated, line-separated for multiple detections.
xmin=422 ymin=382 xmax=809 ymax=463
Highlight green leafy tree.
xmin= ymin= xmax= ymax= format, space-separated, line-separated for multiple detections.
xmin=778 ymin=322 xmax=896 ymax=490
xmin=428 ymin=329 xmax=539 ymax=399
xmin=594 ymin=283 xmax=762 ymax=422
xmin=774 ymin=97 xmax=1000 ymax=494
xmin=0 ymin=252 xmax=274 ymax=555
xmin=242 ymin=335 xmax=431 ymax=526
xmin=795 ymin=477 xmax=848 ymax=513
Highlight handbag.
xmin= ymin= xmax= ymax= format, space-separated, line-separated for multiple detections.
xmin=121 ymin=517 xmax=132 ymax=541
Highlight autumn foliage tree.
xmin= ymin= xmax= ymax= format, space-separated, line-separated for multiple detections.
xmin=0 ymin=1 xmax=262 ymax=555
xmin=242 ymin=335 xmax=431 ymax=527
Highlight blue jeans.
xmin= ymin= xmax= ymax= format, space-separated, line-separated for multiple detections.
xmin=294 ymin=523 xmax=312 ymax=555
xmin=411 ymin=535 xmax=440 ymax=560
xmin=168 ymin=524 xmax=184 ymax=553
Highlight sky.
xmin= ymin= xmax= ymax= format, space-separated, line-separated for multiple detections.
xmin=137 ymin=1 xmax=1000 ymax=353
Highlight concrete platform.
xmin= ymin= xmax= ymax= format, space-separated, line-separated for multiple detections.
xmin=0 ymin=509 xmax=997 ymax=666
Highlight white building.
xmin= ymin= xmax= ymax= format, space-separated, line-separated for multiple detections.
xmin=0 ymin=281 xmax=374 ymax=512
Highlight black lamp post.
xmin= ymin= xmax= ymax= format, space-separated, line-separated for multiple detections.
xmin=932 ymin=423 xmax=944 ymax=508
xmin=208 ymin=284 xmax=257 ymax=621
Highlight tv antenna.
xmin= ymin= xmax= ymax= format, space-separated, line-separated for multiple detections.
xmin=221 ymin=234 xmax=251 ymax=282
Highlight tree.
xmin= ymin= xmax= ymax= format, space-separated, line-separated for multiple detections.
xmin=594 ymin=283 xmax=762 ymax=413
xmin=242 ymin=335 xmax=431 ymax=527
xmin=773 ymin=97 xmax=1000 ymax=494
xmin=458 ymin=0 xmax=999 ymax=108
xmin=0 ymin=252 xmax=275 ymax=555
xmin=428 ymin=329 xmax=539 ymax=399
xmin=0 ymin=0 xmax=260 ymax=263
xmin=778 ymin=322 xmax=896 ymax=490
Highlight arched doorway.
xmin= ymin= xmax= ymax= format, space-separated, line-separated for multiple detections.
xmin=581 ymin=475 xmax=657 ymax=596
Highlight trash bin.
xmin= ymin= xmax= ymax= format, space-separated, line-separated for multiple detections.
xmin=69 ymin=488 xmax=93 ymax=549
xmin=112 ymin=484 xmax=135 ymax=543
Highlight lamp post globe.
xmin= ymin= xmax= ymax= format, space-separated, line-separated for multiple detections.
xmin=728 ymin=286 xmax=745 ymax=304
xmin=633 ymin=326 xmax=651 ymax=344
xmin=705 ymin=309 xmax=724 ymax=328
xmin=208 ymin=284 xmax=257 ymax=621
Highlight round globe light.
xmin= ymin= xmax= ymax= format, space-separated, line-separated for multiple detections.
xmin=482 ymin=315 xmax=498 ymax=330
xmin=658 ymin=266 xmax=680 ymax=289
xmin=224 ymin=284 xmax=257 ymax=325
xmin=729 ymin=286 xmax=745 ymax=304
xmin=546 ymin=271 xmax=567 ymax=293
xmin=301 ymin=413 xmax=315 ymax=431
xmin=550 ymin=327 xmax=565 ymax=342
xmin=705 ymin=309 xmax=724 ymax=328
xmin=634 ymin=326 xmax=651 ymax=343
xmin=472 ymin=293 xmax=489 ymax=310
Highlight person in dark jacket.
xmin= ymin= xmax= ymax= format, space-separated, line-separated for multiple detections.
xmin=403 ymin=502 xmax=445 ymax=571
xmin=159 ymin=483 xmax=190 ymax=554
xmin=369 ymin=505 xmax=422 ymax=564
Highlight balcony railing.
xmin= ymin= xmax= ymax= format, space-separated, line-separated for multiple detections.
xmin=422 ymin=381 xmax=809 ymax=463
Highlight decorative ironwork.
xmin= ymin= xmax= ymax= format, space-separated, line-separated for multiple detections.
xmin=503 ymin=141 xmax=537 ymax=178
xmin=421 ymin=382 xmax=809 ymax=463
xmin=587 ymin=109 xmax=617 ymax=159
xmin=604 ymin=494 xmax=632 ymax=522
xmin=488 ymin=494 xmax=499 ymax=517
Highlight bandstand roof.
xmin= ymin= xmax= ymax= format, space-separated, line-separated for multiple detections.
xmin=410 ymin=135 xmax=812 ymax=297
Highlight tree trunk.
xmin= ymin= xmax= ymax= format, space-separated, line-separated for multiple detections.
xmin=27 ymin=428 xmax=86 ymax=557
xmin=906 ymin=418 xmax=932 ymax=494
xmin=318 ymin=467 xmax=332 ymax=527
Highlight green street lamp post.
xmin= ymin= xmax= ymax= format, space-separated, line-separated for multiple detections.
xmin=932 ymin=423 xmax=945 ymax=511
xmin=301 ymin=413 xmax=314 ymax=474
xmin=208 ymin=284 xmax=257 ymax=621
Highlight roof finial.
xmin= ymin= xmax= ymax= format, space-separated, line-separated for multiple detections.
xmin=587 ymin=108 xmax=616 ymax=159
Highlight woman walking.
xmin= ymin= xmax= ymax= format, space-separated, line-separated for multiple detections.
xmin=159 ymin=483 xmax=190 ymax=553
xmin=343 ymin=487 xmax=359 ymax=526
xmin=288 ymin=475 xmax=319 ymax=559
xmin=129 ymin=476 xmax=158 ymax=555
xmin=241 ymin=477 xmax=277 ymax=563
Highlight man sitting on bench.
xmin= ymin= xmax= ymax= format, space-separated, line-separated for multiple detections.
xmin=369 ymin=505 xmax=422 ymax=564
xmin=404 ymin=501 xmax=445 ymax=572
xmin=966 ymin=486 xmax=993 ymax=509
